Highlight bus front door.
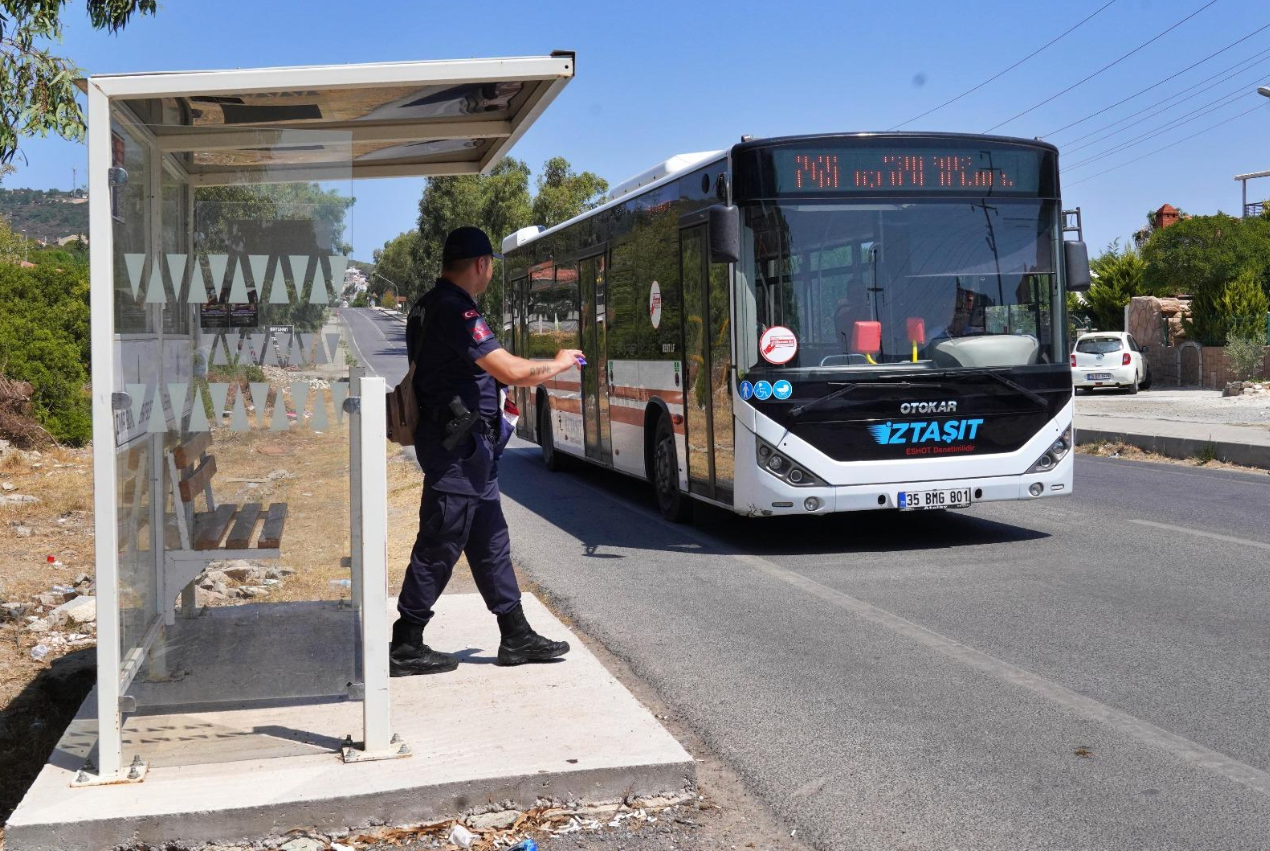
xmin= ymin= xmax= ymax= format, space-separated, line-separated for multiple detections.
xmin=680 ymin=225 xmax=735 ymax=504
xmin=580 ymin=255 xmax=612 ymax=464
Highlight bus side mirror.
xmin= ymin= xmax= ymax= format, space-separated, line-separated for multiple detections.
xmin=709 ymin=204 xmax=740 ymax=264
xmin=1064 ymin=240 xmax=1091 ymax=292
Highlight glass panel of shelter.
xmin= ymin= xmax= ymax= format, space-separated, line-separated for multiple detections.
xmin=111 ymin=111 xmax=360 ymax=767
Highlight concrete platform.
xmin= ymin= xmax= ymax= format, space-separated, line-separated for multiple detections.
xmin=6 ymin=594 xmax=694 ymax=851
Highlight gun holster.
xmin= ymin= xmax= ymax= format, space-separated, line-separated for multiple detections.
xmin=440 ymin=396 xmax=481 ymax=453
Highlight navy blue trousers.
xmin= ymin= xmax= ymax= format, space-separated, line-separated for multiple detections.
xmin=396 ymin=479 xmax=522 ymax=627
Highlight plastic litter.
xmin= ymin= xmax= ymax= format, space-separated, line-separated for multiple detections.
xmin=448 ymin=823 xmax=476 ymax=849
xmin=46 ymin=556 xmax=63 ymax=567
xmin=507 ymin=840 xmax=538 ymax=851
xmin=329 ymin=579 xmax=352 ymax=589
xmin=30 ymin=644 xmax=49 ymax=661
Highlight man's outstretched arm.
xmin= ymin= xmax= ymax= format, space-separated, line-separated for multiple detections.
xmin=476 ymin=347 xmax=585 ymax=387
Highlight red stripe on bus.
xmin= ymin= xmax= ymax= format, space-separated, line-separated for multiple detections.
xmin=608 ymin=404 xmax=684 ymax=434
xmin=545 ymin=379 xmax=582 ymax=392
xmin=549 ymin=397 xmax=584 ymax=415
xmin=610 ymin=385 xmax=685 ymax=405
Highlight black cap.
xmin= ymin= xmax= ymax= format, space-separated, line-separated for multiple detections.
xmin=442 ymin=226 xmax=502 ymax=263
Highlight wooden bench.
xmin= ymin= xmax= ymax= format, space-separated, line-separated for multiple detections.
xmin=163 ymin=432 xmax=288 ymax=621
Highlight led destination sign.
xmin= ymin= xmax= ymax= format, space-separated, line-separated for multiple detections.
xmin=771 ymin=147 xmax=1041 ymax=195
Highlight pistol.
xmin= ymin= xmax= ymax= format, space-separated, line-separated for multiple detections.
xmin=441 ymin=396 xmax=480 ymax=452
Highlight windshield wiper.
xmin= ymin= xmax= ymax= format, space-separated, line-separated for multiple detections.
xmin=790 ymin=381 xmax=921 ymax=419
xmin=934 ymin=368 xmax=1047 ymax=407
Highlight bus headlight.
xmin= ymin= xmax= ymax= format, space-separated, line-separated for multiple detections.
xmin=756 ymin=438 xmax=823 ymax=487
xmin=1028 ymin=425 xmax=1072 ymax=473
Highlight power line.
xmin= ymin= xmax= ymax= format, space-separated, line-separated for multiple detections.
xmin=1066 ymin=88 xmax=1255 ymax=169
xmin=983 ymin=0 xmax=1221 ymax=133
xmin=1042 ymin=20 xmax=1270 ymax=138
xmin=1059 ymin=46 xmax=1270 ymax=147
xmin=887 ymin=0 xmax=1119 ymax=131
xmin=1064 ymin=64 xmax=1270 ymax=157
xmin=1064 ymin=101 xmax=1270 ymax=187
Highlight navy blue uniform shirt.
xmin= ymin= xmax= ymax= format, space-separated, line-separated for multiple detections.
xmin=406 ymin=277 xmax=503 ymax=495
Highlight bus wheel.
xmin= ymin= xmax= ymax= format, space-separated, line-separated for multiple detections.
xmin=540 ymin=400 xmax=566 ymax=472
xmin=653 ymin=416 xmax=693 ymax=523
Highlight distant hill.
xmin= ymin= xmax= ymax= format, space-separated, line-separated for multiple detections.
xmin=0 ymin=188 xmax=88 ymax=243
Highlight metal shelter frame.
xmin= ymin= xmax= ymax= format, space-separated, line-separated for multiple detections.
xmin=86 ymin=55 xmax=574 ymax=783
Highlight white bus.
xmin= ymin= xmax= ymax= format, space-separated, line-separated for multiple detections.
xmin=501 ymin=133 xmax=1090 ymax=521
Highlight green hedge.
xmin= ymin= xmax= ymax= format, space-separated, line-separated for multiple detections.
xmin=0 ymin=263 xmax=91 ymax=445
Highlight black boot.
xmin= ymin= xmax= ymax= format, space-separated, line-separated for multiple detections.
xmin=497 ymin=604 xmax=570 ymax=666
xmin=389 ymin=618 xmax=458 ymax=677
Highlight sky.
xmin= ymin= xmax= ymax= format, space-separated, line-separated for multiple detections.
xmin=9 ymin=0 xmax=1270 ymax=260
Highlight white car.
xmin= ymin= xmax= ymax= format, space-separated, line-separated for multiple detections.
xmin=1071 ymin=332 xmax=1152 ymax=394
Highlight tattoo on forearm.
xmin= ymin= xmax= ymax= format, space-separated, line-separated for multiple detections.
xmin=528 ymin=364 xmax=551 ymax=378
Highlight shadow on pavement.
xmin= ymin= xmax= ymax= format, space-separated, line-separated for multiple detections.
xmin=498 ymin=444 xmax=1049 ymax=561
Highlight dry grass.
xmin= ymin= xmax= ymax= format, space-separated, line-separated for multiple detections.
xmin=1077 ymin=440 xmax=1270 ymax=475
xmin=0 ymin=417 xmax=462 ymax=829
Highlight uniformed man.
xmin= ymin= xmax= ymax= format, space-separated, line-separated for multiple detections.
xmin=390 ymin=226 xmax=584 ymax=676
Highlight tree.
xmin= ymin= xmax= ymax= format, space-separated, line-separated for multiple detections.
xmin=371 ymin=230 xmax=420 ymax=300
xmin=405 ymin=156 xmax=604 ymax=324
xmin=194 ymin=182 xmax=354 ymax=332
xmin=1083 ymin=241 xmax=1151 ymax=331
xmin=530 ymin=156 xmax=607 ymax=229
xmin=410 ymin=157 xmax=535 ymax=318
xmin=1142 ymin=214 xmax=1270 ymax=345
xmin=0 ymin=1 xmax=157 ymax=164
xmin=1221 ymin=267 xmax=1269 ymax=342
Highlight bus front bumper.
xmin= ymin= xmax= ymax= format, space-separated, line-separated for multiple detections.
xmin=736 ymin=449 xmax=1074 ymax=517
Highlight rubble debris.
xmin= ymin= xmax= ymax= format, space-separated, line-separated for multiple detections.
xmin=448 ymin=823 xmax=477 ymax=848
xmin=49 ymin=595 xmax=96 ymax=627
xmin=467 ymin=810 xmax=521 ymax=831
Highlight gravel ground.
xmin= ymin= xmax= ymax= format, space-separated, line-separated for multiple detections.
xmin=1077 ymin=387 xmax=1270 ymax=426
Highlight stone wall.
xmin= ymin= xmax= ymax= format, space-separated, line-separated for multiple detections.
xmin=1125 ymin=296 xmax=1188 ymax=348
xmin=1145 ymin=344 xmax=1270 ymax=388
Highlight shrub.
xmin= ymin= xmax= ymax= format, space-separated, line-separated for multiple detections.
xmin=1225 ymin=333 xmax=1265 ymax=382
xmin=0 ymin=264 xmax=91 ymax=444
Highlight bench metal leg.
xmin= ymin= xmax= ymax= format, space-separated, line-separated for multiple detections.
xmin=180 ymin=580 xmax=198 ymax=618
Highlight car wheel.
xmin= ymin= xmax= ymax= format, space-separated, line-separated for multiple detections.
xmin=652 ymin=415 xmax=693 ymax=523
xmin=540 ymin=397 xmax=567 ymax=472
xmin=1126 ymin=378 xmax=1139 ymax=395
xmin=1140 ymin=365 xmax=1153 ymax=391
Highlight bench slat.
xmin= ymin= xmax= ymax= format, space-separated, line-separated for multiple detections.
xmin=178 ymin=455 xmax=216 ymax=503
xmin=257 ymin=503 xmax=287 ymax=549
xmin=173 ymin=432 xmax=213 ymax=469
xmin=225 ymin=503 xmax=263 ymax=549
xmin=192 ymin=504 xmax=236 ymax=550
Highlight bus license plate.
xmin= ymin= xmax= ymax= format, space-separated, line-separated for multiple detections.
xmin=899 ymin=489 xmax=972 ymax=511
xmin=1086 ymin=372 xmax=1111 ymax=380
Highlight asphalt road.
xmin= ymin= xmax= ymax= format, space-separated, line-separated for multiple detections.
xmin=343 ymin=307 xmax=1270 ymax=850
xmin=340 ymin=307 xmax=409 ymax=385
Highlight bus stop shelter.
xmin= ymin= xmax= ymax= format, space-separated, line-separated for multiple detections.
xmin=6 ymin=54 xmax=695 ymax=851
xmin=71 ymin=52 xmax=576 ymax=786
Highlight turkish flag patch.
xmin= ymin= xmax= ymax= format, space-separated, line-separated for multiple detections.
xmin=463 ymin=309 xmax=479 ymax=319
xmin=470 ymin=319 xmax=492 ymax=342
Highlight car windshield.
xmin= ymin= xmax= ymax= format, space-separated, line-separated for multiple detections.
xmin=1076 ymin=337 xmax=1123 ymax=354
xmin=736 ymin=199 xmax=1061 ymax=374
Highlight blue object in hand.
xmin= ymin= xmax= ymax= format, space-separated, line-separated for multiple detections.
xmin=574 ymin=355 xmax=587 ymax=366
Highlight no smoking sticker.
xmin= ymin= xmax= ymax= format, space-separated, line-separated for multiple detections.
xmin=649 ymin=281 xmax=662 ymax=330
xmin=760 ymin=326 xmax=798 ymax=365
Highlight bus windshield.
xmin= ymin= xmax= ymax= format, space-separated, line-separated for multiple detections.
xmin=738 ymin=199 xmax=1061 ymax=374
